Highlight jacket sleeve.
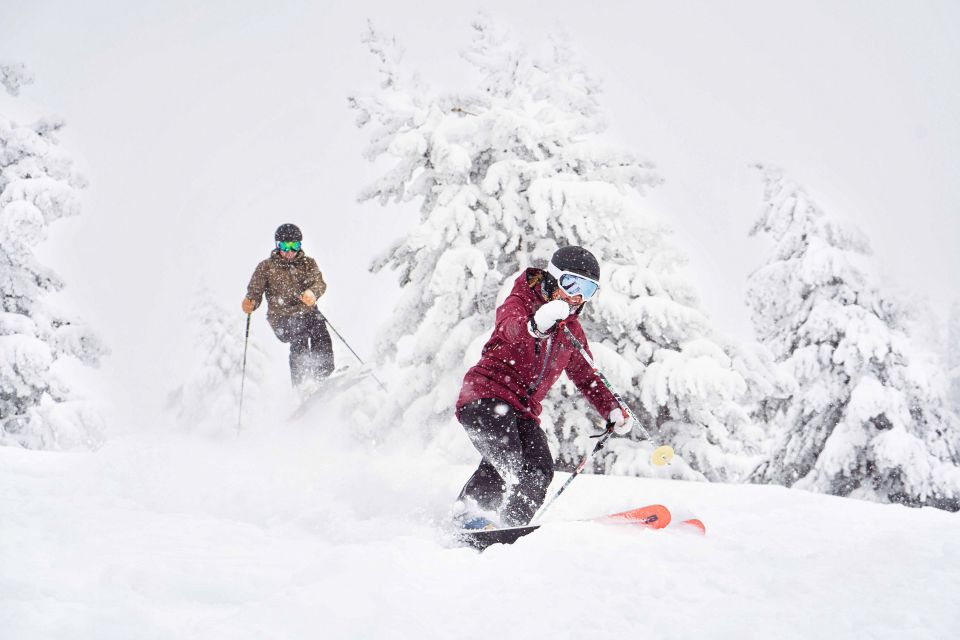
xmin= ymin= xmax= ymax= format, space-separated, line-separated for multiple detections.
xmin=303 ymin=258 xmax=327 ymax=298
xmin=563 ymin=325 xmax=620 ymax=417
xmin=245 ymin=261 xmax=268 ymax=310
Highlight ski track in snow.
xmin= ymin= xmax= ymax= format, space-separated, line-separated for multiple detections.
xmin=2 ymin=422 xmax=959 ymax=640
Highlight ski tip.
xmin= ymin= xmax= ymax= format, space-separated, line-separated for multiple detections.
xmin=596 ymin=504 xmax=671 ymax=529
xmin=678 ymin=518 xmax=706 ymax=535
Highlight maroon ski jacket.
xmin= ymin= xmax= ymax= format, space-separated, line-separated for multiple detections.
xmin=456 ymin=269 xmax=619 ymax=424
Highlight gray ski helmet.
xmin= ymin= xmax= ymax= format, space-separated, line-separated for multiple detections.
xmin=550 ymin=245 xmax=600 ymax=281
xmin=274 ymin=223 xmax=302 ymax=242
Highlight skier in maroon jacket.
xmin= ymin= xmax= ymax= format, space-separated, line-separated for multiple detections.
xmin=454 ymin=246 xmax=633 ymax=530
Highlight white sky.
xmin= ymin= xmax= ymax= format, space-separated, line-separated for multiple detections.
xmin=2 ymin=0 xmax=958 ymax=412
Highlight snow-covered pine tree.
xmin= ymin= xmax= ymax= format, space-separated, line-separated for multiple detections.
xmin=349 ymin=18 xmax=777 ymax=481
xmin=166 ymin=286 xmax=267 ymax=433
xmin=949 ymin=299 xmax=960 ymax=415
xmin=747 ymin=166 xmax=960 ymax=509
xmin=1 ymin=63 xmax=107 ymax=449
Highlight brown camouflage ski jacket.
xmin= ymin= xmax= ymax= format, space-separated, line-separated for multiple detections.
xmin=245 ymin=250 xmax=327 ymax=331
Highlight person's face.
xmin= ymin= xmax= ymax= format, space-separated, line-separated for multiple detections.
xmin=553 ymin=271 xmax=598 ymax=306
xmin=553 ymin=288 xmax=584 ymax=307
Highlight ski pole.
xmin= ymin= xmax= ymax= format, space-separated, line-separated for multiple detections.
xmin=315 ymin=310 xmax=388 ymax=392
xmin=532 ymin=428 xmax=614 ymax=524
xmin=238 ymin=313 xmax=251 ymax=431
xmin=560 ymin=324 xmax=674 ymax=467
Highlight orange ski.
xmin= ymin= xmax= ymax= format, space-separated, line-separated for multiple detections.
xmin=459 ymin=504 xmax=704 ymax=551
xmin=594 ymin=504 xmax=671 ymax=529
xmin=677 ymin=518 xmax=707 ymax=535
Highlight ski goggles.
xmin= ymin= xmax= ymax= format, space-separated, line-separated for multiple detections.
xmin=548 ymin=263 xmax=599 ymax=300
xmin=277 ymin=240 xmax=302 ymax=252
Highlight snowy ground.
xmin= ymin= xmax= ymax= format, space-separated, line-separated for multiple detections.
xmin=2 ymin=417 xmax=959 ymax=640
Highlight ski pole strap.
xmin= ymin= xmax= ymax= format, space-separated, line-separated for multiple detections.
xmin=577 ymin=429 xmax=612 ymax=472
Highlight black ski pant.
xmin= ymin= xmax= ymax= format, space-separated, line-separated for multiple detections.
xmin=272 ymin=310 xmax=335 ymax=386
xmin=456 ymin=398 xmax=555 ymax=527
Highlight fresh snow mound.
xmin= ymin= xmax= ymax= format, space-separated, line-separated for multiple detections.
xmin=2 ymin=420 xmax=958 ymax=639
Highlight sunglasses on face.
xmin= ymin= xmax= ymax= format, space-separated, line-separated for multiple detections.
xmin=557 ymin=272 xmax=599 ymax=301
xmin=277 ymin=241 xmax=301 ymax=252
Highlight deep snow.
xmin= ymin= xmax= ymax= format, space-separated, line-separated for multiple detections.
xmin=2 ymin=414 xmax=958 ymax=640
xmin=4 ymin=4 xmax=960 ymax=639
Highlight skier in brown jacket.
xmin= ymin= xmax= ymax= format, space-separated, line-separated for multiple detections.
xmin=242 ymin=224 xmax=334 ymax=390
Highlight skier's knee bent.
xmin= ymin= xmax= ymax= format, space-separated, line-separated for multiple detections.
xmin=452 ymin=247 xmax=626 ymax=534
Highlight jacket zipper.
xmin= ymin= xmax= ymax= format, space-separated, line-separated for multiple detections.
xmin=527 ymin=334 xmax=554 ymax=398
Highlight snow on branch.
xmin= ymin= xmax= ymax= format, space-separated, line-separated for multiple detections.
xmin=1 ymin=61 xmax=35 ymax=97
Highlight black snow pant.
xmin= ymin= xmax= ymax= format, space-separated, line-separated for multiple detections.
xmin=272 ymin=310 xmax=335 ymax=386
xmin=456 ymin=398 xmax=555 ymax=527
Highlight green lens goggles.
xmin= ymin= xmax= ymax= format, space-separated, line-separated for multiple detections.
xmin=277 ymin=241 xmax=301 ymax=252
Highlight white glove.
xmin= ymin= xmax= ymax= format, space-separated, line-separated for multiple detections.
xmin=608 ymin=408 xmax=632 ymax=435
xmin=532 ymin=299 xmax=571 ymax=335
